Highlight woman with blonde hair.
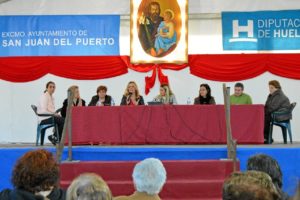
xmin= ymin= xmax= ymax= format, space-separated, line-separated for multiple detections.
xmin=61 ymin=85 xmax=86 ymax=118
xmin=121 ymin=81 xmax=145 ymax=105
xmin=153 ymin=84 xmax=177 ymax=104
xmin=67 ymin=173 xmax=112 ymax=200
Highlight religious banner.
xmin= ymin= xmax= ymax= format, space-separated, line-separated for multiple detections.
xmin=222 ymin=10 xmax=300 ymax=50
xmin=0 ymin=15 xmax=120 ymax=56
xmin=130 ymin=0 xmax=188 ymax=64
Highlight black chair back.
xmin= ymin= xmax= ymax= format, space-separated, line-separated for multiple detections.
xmin=31 ymin=105 xmax=38 ymax=116
xmin=290 ymin=102 xmax=297 ymax=112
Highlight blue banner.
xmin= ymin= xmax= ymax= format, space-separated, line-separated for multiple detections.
xmin=0 ymin=15 xmax=120 ymax=56
xmin=222 ymin=10 xmax=300 ymax=50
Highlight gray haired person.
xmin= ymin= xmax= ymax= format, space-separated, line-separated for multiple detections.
xmin=67 ymin=173 xmax=112 ymax=200
xmin=115 ymin=158 xmax=167 ymax=200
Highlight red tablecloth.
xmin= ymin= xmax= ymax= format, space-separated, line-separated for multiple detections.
xmin=70 ymin=105 xmax=264 ymax=145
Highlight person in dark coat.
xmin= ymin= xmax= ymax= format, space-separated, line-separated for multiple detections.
xmin=88 ymin=85 xmax=114 ymax=106
xmin=0 ymin=149 xmax=66 ymax=200
xmin=264 ymin=80 xmax=291 ymax=144
xmin=61 ymin=85 xmax=85 ymax=118
xmin=120 ymin=81 xmax=145 ymax=106
xmin=194 ymin=83 xmax=216 ymax=105
xmin=247 ymin=154 xmax=290 ymax=200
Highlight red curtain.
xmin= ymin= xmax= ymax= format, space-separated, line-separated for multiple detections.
xmin=0 ymin=56 xmax=128 ymax=82
xmin=1 ymin=54 xmax=300 ymax=94
xmin=121 ymin=56 xmax=187 ymax=93
xmin=189 ymin=54 xmax=300 ymax=81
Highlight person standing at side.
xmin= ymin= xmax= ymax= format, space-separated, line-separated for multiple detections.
xmin=37 ymin=81 xmax=64 ymax=145
xmin=230 ymin=82 xmax=252 ymax=105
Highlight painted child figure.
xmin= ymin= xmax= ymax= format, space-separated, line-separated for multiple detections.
xmin=153 ymin=9 xmax=177 ymax=56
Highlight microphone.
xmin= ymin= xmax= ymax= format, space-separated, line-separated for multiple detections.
xmin=127 ymin=92 xmax=132 ymax=105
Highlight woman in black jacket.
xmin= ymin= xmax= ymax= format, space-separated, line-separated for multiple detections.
xmin=264 ymin=80 xmax=291 ymax=144
xmin=88 ymin=85 xmax=114 ymax=106
xmin=120 ymin=81 xmax=144 ymax=106
xmin=61 ymin=85 xmax=85 ymax=118
xmin=194 ymin=83 xmax=216 ymax=105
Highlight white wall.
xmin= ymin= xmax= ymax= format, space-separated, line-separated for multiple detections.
xmin=0 ymin=0 xmax=300 ymax=143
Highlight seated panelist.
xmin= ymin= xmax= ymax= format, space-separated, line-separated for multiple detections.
xmin=37 ymin=81 xmax=64 ymax=145
xmin=89 ymin=85 xmax=114 ymax=106
xmin=120 ymin=81 xmax=145 ymax=106
xmin=61 ymin=85 xmax=86 ymax=118
xmin=153 ymin=84 xmax=177 ymax=104
xmin=194 ymin=84 xmax=216 ymax=105
xmin=230 ymin=82 xmax=252 ymax=105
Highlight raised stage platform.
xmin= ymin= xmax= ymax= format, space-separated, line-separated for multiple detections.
xmin=0 ymin=144 xmax=299 ymax=198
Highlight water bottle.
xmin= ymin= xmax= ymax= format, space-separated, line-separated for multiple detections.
xmin=111 ymin=98 xmax=115 ymax=106
xmin=96 ymin=101 xmax=101 ymax=106
xmin=187 ymin=97 xmax=191 ymax=105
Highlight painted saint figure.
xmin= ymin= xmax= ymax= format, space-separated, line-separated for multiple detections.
xmin=138 ymin=2 xmax=163 ymax=56
xmin=154 ymin=9 xmax=177 ymax=56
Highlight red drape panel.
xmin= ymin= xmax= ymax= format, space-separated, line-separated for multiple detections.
xmin=189 ymin=54 xmax=300 ymax=81
xmin=189 ymin=54 xmax=267 ymax=81
xmin=1 ymin=54 xmax=300 ymax=93
xmin=0 ymin=56 xmax=128 ymax=82
xmin=267 ymin=54 xmax=300 ymax=79
xmin=122 ymin=56 xmax=187 ymax=93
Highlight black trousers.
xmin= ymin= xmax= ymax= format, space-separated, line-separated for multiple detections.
xmin=264 ymin=114 xmax=271 ymax=142
xmin=40 ymin=116 xmax=65 ymax=140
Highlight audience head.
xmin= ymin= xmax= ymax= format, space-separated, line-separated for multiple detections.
xmin=12 ymin=149 xmax=59 ymax=194
xmin=269 ymin=80 xmax=281 ymax=94
xmin=97 ymin=86 xmax=108 ymax=99
xmin=69 ymin=85 xmax=80 ymax=99
xmin=160 ymin=84 xmax=173 ymax=97
xmin=293 ymin=183 xmax=300 ymax=200
xmin=45 ymin=81 xmax=56 ymax=94
xmin=234 ymin=82 xmax=244 ymax=97
xmin=67 ymin=173 xmax=112 ymax=200
xmin=199 ymin=84 xmax=212 ymax=98
xmin=223 ymin=171 xmax=280 ymax=200
xmin=132 ymin=158 xmax=166 ymax=195
xmin=247 ymin=154 xmax=283 ymax=189
xmin=125 ymin=81 xmax=140 ymax=97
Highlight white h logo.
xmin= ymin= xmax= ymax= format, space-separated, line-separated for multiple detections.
xmin=229 ymin=20 xmax=257 ymax=43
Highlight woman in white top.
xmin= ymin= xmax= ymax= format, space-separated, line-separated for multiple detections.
xmin=153 ymin=84 xmax=177 ymax=105
xmin=37 ymin=81 xmax=64 ymax=145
